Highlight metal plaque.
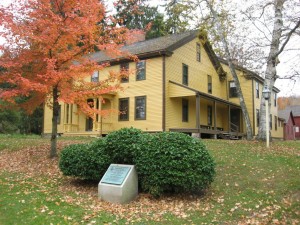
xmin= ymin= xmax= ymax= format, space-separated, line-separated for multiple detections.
xmin=101 ymin=165 xmax=131 ymax=185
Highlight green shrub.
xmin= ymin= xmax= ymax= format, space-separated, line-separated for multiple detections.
xmin=59 ymin=128 xmax=215 ymax=198
xmin=135 ymin=132 xmax=215 ymax=197
xmin=59 ymin=139 xmax=111 ymax=180
xmin=104 ymin=127 xmax=145 ymax=164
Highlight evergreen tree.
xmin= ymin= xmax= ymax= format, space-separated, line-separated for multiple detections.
xmin=115 ymin=0 xmax=167 ymax=39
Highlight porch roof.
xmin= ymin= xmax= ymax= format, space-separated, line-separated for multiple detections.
xmin=169 ymin=80 xmax=241 ymax=108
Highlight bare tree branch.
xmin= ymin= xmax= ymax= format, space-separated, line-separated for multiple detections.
xmin=274 ymin=17 xmax=300 ymax=58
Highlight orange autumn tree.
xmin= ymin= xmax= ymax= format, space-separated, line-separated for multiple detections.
xmin=0 ymin=0 xmax=141 ymax=157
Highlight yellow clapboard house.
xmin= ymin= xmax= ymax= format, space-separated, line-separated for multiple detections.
xmin=43 ymin=31 xmax=283 ymax=139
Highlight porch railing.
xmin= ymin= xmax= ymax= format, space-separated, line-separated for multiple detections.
xmin=94 ymin=122 xmax=113 ymax=134
xmin=63 ymin=124 xmax=79 ymax=132
xmin=230 ymin=122 xmax=239 ymax=136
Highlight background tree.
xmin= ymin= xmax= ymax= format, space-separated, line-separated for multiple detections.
xmin=243 ymin=0 xmax=300 ymax=140
xmin=278 ymin=95 xmax=300 ymax=109
xmin=114 ymin=0 xmax=167 ymax=39
xmin=199 ymin=0 xmax=253 ymax=140
xmin=164 ymin=0 xmax=193 ymax=34
xmin=0 ymin=0 xmax=139 ymax=157
xmin=165 ymin=0 xmax=300 ymax=140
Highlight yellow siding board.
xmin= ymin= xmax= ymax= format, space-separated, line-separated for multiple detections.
xmin=168 ymin=82 xmax=196 ymax=97
xmin=166 ymin=38 xmax=229 ymax=130
xmin=43 ymin=35 xmax=283 ymax=139
xmin=43 ymin=57 xmax=163 ymax=134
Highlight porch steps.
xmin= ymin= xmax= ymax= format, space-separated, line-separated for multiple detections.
xmin=218 ymin=132 xmax=239 ymax=140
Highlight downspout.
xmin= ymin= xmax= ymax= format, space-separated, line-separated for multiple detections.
xmin=252 ymin=79 xmax=255 ymax=136
xmin=162 ymin=55 xmax=166 ymax=131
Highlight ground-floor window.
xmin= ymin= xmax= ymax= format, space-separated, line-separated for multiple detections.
xmin=119 ymin=98 xmax=129 ymax=121
xmin=135 ymin=96 xmax=146 ymax=120
xmin=182 ymin=98 xmax=189 ymax=122
xmin=256 ymin=109 xmax=259 ymax=127
xmin=207 ymin=105 xmax=212 ymax=126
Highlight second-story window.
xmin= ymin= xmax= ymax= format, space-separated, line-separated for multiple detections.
xmin=91 ymin=71 xmax=99 ymax=82
xmin=136 ymin=60 xmax=146 ymax=81
xmin=182 ymin=64 xmax=188 ymax=85
xmin=208 ymin=75 xmax=212 ymax=94
xmin=120 ymin=62 xmax=129 ymax=83
xmin=196 ymin=43 xmax=201 ymax=62
xmin=255 ymin=81 xmax=259 ymax=98
xmin=229 ymin=81 xmax=238 ymax=98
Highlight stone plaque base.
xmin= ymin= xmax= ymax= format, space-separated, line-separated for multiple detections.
xmin=98 ymin=164 xmax=138 ymax=204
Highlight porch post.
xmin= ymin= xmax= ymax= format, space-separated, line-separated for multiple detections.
xmin=92 ymin=98 xmax=97 ymax=131
xmin=98 ymin=98 xmax=102 ymax=137
xmin=63 ymin=104 xmax=67 ymax=132
xmin=213 ymin=100 xmax=217 ymax=139
xmin=70 ymin=104 xmax=73 ymax=124
xmin=196 ymin=93 xmax=201 ymax=135
xmin=66 ymin=104 xmax=71 ymax=132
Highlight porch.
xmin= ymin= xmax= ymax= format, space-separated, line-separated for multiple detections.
xmin=168 ymin=81 xmax=246 ymax=139
xmin=61 ymin=94 xmax=115 ymax=136
xmin=169 ymin=125 xmax=244 ymax=139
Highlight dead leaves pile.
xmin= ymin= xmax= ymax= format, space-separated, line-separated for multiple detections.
xmin=0 ymin=140 xmax=299 ymax=224
xmin=0 ymin=142 xmax=210 ymax=222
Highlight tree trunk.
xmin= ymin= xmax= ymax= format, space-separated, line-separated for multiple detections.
xmin=50 ymin=85 xmax=59 ymax=158
xmin=206 ymin=1 xmax=253 ymax=140
xmin=257 ymin=0 xmax=284 ymax=141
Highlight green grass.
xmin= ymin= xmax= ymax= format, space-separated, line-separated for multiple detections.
xmin=0 ymin=134 xmax=45 ymax=152
xmin=0 ymin=137 xmax=299 ymax=224
xmin=0 ymin=134 xmax=93 ymax=152
xmin=188 ymin=140 xmax=300 ymax=224
xmin=0 ymin=173 xmax=116 ymax=224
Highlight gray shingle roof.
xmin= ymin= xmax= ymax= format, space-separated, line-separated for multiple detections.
xmin=88 ymin=30 xmax=198 ymax=63
xmin=278 ymin=105 xmax=300 ymax=121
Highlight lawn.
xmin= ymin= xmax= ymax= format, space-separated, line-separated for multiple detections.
xmin=0 ymin=135 xmax=299 ymax=224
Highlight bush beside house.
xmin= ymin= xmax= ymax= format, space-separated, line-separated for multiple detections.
xmin=59 ymin=128 xmax=216 ymax=197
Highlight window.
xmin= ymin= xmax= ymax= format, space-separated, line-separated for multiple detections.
xmin=120 ymin=62 xmax=129 ymax=83
xmin=270 ymin=114 xmax=272 ymax=130
xmin=255 ymin=81 xmax=259 ymax=98
xmin=182 ymin=64 xmax=188 ymax=85
xmin=196 ymin=43 xmax=201 ymax=62
xmin=207 ymin=105 xmax=212 ymax=126
xmin=208 ymin=75 xmax=212 ymax=94
xmin=274 ymin=93 xmax=277 ymax=107
xmin=229 ymin=81 xmax=238 ymax=98
xmin=136 ymin=60 xmax=146 ymax=81
xmin=256 ymin=109 xmax=260 ymax=127
xmin=182 ymin=98 xmax=189 ymax=122
xmin=275 ymin=116 xmax=277 ymax=131
xmin=57 ymin=105 xmax=61 ymax=124
xmin=135 ymin=96 xmax=146 ymax=120
xmin=91 ymin=71 xmax=99 ymax=82
xmin=119 ymin=98 xmax=129 ymax=121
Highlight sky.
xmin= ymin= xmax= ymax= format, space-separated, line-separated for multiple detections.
xmin=1 ymin=0 xmax=299 ymax=97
